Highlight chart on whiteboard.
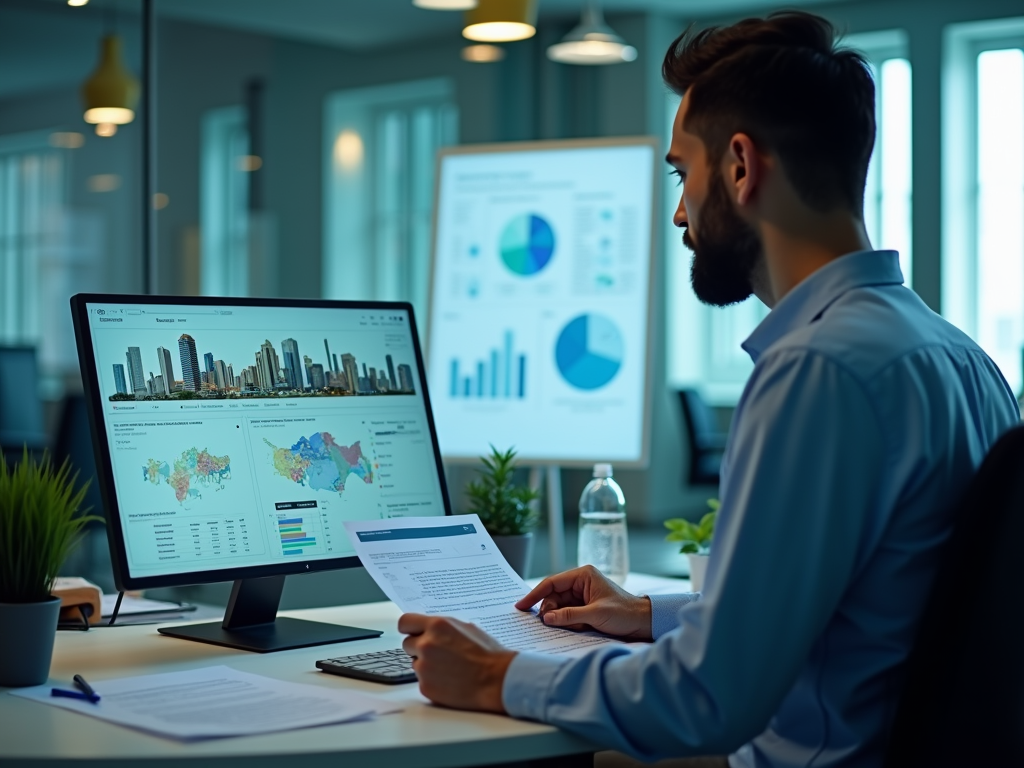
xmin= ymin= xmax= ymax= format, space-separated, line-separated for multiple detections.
xmin=427 ymin=142 xmax=655 ymax=463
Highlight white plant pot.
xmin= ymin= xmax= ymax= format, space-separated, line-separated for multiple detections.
xmin=686 ymin=553 xmax=709 ymax=593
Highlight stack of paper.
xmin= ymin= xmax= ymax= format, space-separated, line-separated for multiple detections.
xmin=11 ymin=666 xmax=400 ymax=741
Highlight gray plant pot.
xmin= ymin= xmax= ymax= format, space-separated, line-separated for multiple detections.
xmin=0 ymin=596 xmax=61 ymax=687
xmin=492 ymin=533 xmax=534 ymax=579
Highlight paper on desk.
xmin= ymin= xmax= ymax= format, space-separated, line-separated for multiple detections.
xmin=10 ymin=665 xmax=400 ymax=741
xmin=343 ymin=514 xmax=620 ymax=656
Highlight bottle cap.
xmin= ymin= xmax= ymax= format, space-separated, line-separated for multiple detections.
xmin=593 ymin=463 xmax=613 ymax=478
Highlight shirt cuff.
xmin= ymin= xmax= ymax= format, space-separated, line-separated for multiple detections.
xmin=649 ymin=592 xmax=701 ymax=639
xmin=501 ymin=651 xmax=573 ymax=721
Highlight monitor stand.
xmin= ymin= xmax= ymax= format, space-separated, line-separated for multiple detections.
xmin=157 ymin=575 xmax=383 ymax=653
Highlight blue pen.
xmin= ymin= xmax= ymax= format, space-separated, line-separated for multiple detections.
xmin=73 ymin=674 xmax=98 ymax=700
xmin=51 ymin=688 xmax=100 ymax=703
xmin=51 ymin=675 xmax=100 ymax=704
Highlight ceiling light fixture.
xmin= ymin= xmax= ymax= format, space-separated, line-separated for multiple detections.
xmin=463 ymin=0 xmax=536 ymax=43
xmin=81 ymin=35 xmax=140 ymax=137
xmin=414 ymin=0 xmax=477 ymax=9
xmin=67 ymin=0 xmax=89 ymax=6
xmin=547 ymin=1 xmax=637 ymax=65
xmin=461 ymin=44 xmax=506 ymax=62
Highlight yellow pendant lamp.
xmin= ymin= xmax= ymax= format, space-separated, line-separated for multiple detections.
xmin=81 ymin=35 xmax=140 ymax=137
xmin=463 ymin=0 xmax=537 ymax=43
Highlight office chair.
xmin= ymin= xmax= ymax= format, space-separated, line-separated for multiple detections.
xmin=52 ymin=392 xmax=104 ymax=523
xmin=0 ymin=345 xmax=49 ymax=465
xmin=885 ymin=424 xmax=1024 ymax=767
xmin=677 ymin=389 xmax=728 ymax=486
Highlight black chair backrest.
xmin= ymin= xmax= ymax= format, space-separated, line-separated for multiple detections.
xmin=678 ymin=389 xmax=715 ymax=449
xmin=0 ymin=345 xmax=47 ymax=451
xmin=885 ymin=424 xmax=1024 ymax=767
xmin=52 ymin=393 xmax=104 ymax=524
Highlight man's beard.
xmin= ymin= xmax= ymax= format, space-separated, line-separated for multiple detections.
xmin=684 ymin=172 xmax=763 ymax=307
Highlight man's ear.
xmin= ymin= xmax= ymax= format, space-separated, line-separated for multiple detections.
xmin=724 ymin=133 xmax=762 ymax=208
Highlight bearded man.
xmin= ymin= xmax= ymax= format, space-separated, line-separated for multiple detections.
xmin=398 ymin=12 xmax=1020 ymax=768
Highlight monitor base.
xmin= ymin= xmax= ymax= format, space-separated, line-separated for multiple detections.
xmin=158 ymin=617 xmax=382 ymax=653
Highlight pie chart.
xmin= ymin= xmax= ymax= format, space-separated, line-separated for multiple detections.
xmin=500 ymin=214 xmax=555 ymax=276
xmin=555 ymin=314 xmax=624 ymax=391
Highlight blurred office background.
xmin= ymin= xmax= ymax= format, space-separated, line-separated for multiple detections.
xmin=1 ymin=0 xmax=1022 ymax=602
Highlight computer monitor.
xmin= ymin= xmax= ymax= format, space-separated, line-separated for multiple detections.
xmin=71 ymin=295 xmax=451 ymax=652
xmin=426 ymin=137 xmax=659 ymax=467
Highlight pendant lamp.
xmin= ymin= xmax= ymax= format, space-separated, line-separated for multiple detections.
xmin=463 ymin=0 xmax=537 ymax=43
xmin=414 ymin=0 xmax=477 ymax=8
xmin=81 ymin=35 xmax=140 ymax=137
xmin=462 ymin=44 xmax=506 ymax=62
xmin=547 ymin=1 xmax=637 ymax=65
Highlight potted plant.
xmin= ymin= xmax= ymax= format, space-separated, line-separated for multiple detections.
xmin=0 ymin=449 xmax=97 ymax=687
xmin=664 ymin=498 xmax=718 ymax=592
xmin=465 ymin=446 xmax=540 ymax=578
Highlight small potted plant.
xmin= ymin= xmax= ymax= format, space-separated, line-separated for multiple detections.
xmin=465 ymin=446 xmax=540 ymax=578
xmin=0 ymin=449 xmax=97 ymax=687
xmin=664 ymin=498 xmax=718 ymax=592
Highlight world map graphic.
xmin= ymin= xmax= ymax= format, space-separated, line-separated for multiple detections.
xmin=143 ymin=447 xmax=232 ymax=504
xmin=263 ymin=432 xmax=374 ymax=494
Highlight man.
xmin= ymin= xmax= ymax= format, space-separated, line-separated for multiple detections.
xmin=400 ymin=11 xmax=1020 ymax=768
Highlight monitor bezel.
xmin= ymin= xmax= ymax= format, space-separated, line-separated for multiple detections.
xmin=71 ymin=293 xmax=452 ymax=592
xmin=426 ymin=136 xmax=661 ymax=469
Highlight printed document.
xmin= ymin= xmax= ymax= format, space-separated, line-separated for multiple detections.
xmin=344 ymin=514 xmax=620 ymax=655
xmin=10 ymin=666 xmax=398 ymax=740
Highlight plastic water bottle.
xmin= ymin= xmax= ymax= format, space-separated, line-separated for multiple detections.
xmin=577 ymin=463 xmax=629 ymax=585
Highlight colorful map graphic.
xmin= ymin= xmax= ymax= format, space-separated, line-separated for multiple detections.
xmin=143 ymin=448 xmax=232 ymax=504
xmin=263 ymin=432 xmax=374 ymax=494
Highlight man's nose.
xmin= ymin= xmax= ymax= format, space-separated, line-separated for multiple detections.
xmin=673 ymin=196 xmax=688 ymax=228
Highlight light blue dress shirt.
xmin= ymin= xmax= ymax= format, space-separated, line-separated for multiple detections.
xmin=502 ymin=251 xmax=1020 ymax=768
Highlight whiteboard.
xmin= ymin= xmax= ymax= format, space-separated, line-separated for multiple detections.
xmin=426 ymin=137 xmax=658 ymax=467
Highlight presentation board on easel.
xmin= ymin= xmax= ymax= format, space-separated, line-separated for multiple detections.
xmin=426 ymin=137 xmax=659 ymax=469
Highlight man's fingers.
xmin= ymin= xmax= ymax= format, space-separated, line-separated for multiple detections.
xmin=516 ymin=578 xmax=556 ymax=610
xmin=515 ymin=567 xmax=590 ymax=610
xmin=402 ymin=634 xmax=419 ymax=658
xmin=398 ymin=612 xmax=430 ymax=635
xmin=541 ymin=604 xmax=595 ymax=629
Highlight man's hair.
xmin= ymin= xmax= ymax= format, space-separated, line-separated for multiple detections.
xmin=663 ymin=12 xmax=875 ymax=214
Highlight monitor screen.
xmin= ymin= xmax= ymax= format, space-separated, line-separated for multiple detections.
xmin=427 ymin=138 xmax=657 ymax=466
xmin=78 ymin=300 xmax=447 ymax=583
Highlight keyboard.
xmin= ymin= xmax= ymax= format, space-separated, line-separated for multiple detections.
xmin=316 ymin=648 xmax=417 ymax=685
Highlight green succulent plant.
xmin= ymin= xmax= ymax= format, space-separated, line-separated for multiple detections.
xmin=664 ymin=498 xmax=719 ymax=555
xmin=465 ymin=446 xmax=540 ymax=537
xmin=0 ymin=448 xmax=101 ymax=603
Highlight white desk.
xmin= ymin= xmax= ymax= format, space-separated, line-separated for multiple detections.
xmin=0 ymin=574 xmax=690 ymax=767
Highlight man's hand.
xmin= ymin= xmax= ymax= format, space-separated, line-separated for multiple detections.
xmin=516 ymin=565 xmax=653 ymax=641
xmin=398 ymin=614 xmax=516 ymax=713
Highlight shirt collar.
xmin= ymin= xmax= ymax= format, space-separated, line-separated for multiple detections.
xmin=742 ymin=250 xmax=904 ymax=363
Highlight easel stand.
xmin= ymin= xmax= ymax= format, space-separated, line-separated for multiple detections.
xmin=530 ymin=466 xmax=565 ymax=574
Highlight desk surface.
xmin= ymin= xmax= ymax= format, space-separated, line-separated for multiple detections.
xmin=0 ymin=573 xmax=689 ymax=767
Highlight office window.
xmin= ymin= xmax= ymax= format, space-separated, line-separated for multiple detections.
xmin=943 ymin=19 xmax=1024 ymax=395
xmin=849 ymin=31 xmax=913 ymax=284
xmin=323 ymin=79 xmax=457 ymax=319
xmin=864 ymin=58 xmax=913 ymax=282
xmin=665 ymin=36 xmax=910 ymax=402
xmin=200 ymin=106 xmax=250 ymax=296
xmin=0 ymin=133 xmax=63 ymax=346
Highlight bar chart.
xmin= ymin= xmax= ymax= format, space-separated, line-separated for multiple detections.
xmin=277 ymin=516 xmax=317 ymax=555
xmin=449 ymin=330 xmax=527 ymax=400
